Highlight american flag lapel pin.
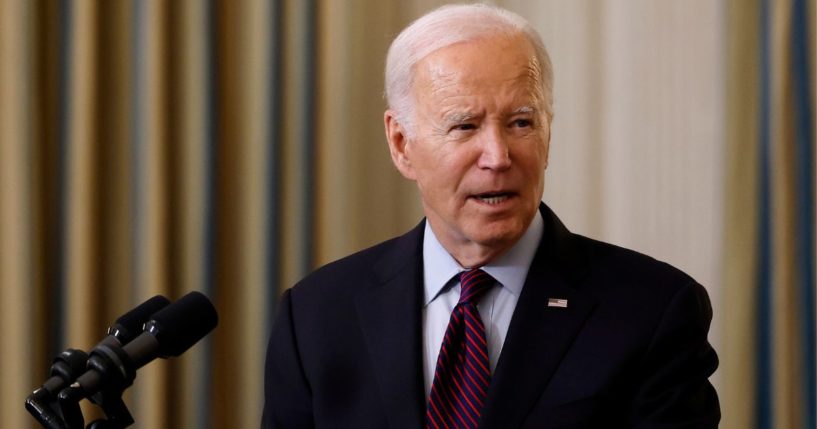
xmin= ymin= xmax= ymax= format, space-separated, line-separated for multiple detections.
xmin=547 ymin=298 xmax=568 ymax=308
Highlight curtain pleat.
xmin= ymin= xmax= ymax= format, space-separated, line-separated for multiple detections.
xmin=722 ymin=2 xmax=761 ymax=428
xmin=0 ymin=1 xmax=34 ymax=427
xmin=168 ymin=1 xmax=213 ymax=427
xmin=209 ymin=0 xmax=274 ymax=426
xmin=754 ymin=0 xmax=816 ymax=428
xmin=1 ymin=1 xmax=814 ymax=428
xmin=768 ymin=2 xmax=800 ymax=427
xmin=130 ymin=0 xmax=170 ymax=426
xmin=315 ymin=0 xmax=423 ymax=266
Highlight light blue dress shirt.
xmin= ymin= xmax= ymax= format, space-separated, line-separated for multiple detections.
xmin=422 ymin=212 xmax=543 ymax=395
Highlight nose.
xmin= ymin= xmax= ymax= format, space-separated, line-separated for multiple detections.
xmin=477 ymin=127 xmax=511 ymax=171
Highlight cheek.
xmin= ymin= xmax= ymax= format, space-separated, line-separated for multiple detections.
xmin=412 ymin=152 xmax=450 ymax=195
xmin=512 ymin=145 xmax=548 ymax=198
xmin=534 ymin=134 xmax=550 ymax=168
xmin=514 ymin=140 xmax=548 ymax=169
xmin=543 ymin=140 xmax=550 ymax=167
xmin=421 ymin=147 xmax=467 ymax=179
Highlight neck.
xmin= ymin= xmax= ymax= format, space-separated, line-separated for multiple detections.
xmin=431 ymin=230 xmax=516 ymax=269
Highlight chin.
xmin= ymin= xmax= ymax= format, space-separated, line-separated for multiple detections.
xmin=468 ymin=224 xmax=524 ymax=249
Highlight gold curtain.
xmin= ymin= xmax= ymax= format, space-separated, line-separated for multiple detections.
xmin=0 ymin=0 xmax=424 ymax=427
xmin=721 ymin=1 xmax=761 ymax=426
xmin=4 ymin=1 xmax=813 ymax=428
xmin=722 ymin=0 xmax=816 ymax=428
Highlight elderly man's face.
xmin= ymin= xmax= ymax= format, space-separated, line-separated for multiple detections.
xmin=386 ymin=34 xmax=550 ymax=265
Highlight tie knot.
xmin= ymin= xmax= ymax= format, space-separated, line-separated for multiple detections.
xmin=458 ymin=269 xmax=494 ymax=305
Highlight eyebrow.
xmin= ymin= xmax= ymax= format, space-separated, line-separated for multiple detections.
xmin=442 ymin=106 xmax=537 ymax=124
xmin=511 ymin=106 xmax=536 ymax=115
xmin=443 ymin=111 xmax=481 ymax=124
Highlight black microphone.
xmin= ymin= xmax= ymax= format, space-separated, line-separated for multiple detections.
xmin=25 ymin=295 xmax=171 ymax=428
xmin=105 ymin=295 xmax=172 ymax=347
xmin=29 ymin=295 xmax=170 ymax=399
xmin=58 ymin=291 xmax=218 ymax=404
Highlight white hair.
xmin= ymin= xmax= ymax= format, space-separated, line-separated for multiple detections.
xmin=384 ymin=3 xmax=554 ymax=134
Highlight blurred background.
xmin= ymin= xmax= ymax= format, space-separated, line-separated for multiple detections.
xmin=0 ymin=0 xmax=814 ymax=428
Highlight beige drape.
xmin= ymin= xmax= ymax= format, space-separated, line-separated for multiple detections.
xmin=1 ymin=1 xmax=813 ymax=428
xmin=0 ymin=1 xmax=422 ymax=427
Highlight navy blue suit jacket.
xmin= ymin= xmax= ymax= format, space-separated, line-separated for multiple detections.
xmin=262 ymin=204 xmax=720 ymax=428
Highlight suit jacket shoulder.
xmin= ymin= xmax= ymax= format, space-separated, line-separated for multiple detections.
xmin=263 ymin=205 xmax=720 ymax=428
xmin=289 ymin=220 xmax=425 ymax=306
xmin=263 ymin=221 xmax=428 ymax=429
xmin=569 ymin=231 xmax=710 ymax=318
xmin=481 ymin=204 xmax=719 ymax=428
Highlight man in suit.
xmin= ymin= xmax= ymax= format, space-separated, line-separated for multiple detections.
xmin=262 ymin=4 xmax=719 ymax=428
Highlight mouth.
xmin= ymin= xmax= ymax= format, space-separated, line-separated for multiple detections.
xmin=471 ymin=191 xmax=514 ymax=205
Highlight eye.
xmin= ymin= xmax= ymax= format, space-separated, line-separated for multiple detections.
xmin=511 ymin=118 xmax=533 ymax=128
xmin=451 ymin=123 xmax=477 ymax=132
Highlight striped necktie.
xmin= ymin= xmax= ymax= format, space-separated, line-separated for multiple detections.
xmin=426 ymin=269 xmax=494 ymax=429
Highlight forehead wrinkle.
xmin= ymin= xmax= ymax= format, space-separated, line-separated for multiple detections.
xmin=523 ymin=59 xmax=546 ymax=104
xmin=412 ymin=36 xmax=547 ymax=127
xmin=524 ymin=56 xmax=542 ymax=79
xmin=423 ymin=60 xmax=460 ymax=88
xmin=500 ymin=64 xmax=544 ymax=112
xmin=416 ymin=68 xmax=464 ymax=115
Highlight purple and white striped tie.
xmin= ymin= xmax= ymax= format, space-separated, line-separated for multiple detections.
xmin=426 ymin=269 xmax=494 ymax=429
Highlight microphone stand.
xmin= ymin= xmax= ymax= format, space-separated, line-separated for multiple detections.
xmin=25 ymin=349 xmax=89 ymax=429
xmin=57 ymin=343 xmax=138 ymax=429
xmin=58 ymin=384 xmax=134 ymax=429
xmin=27 ymin=292 xmax=217 ymax=428
xmin=86 ymin=396 xmax=134 ymax=429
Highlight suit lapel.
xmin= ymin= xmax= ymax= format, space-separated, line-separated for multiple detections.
xmin=481 ymin=204 xmax=598 ymax=428
xmin=353 ymin=206 xmax=595 ymax=428
xmin=355 ymin=223 xmax=426 ymax=429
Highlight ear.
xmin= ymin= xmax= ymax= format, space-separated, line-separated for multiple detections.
xmin=384 ymin=110 xmax=416 ymax=180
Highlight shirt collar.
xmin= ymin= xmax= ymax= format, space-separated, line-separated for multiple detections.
xmin=422 ymin=211 xmax=544 ymax=306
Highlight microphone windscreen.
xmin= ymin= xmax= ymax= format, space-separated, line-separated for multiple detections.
xmin=110 ymin=295 xmax=171 ymax=342
xmin=147 ymin=291 xmax=218 ymax=357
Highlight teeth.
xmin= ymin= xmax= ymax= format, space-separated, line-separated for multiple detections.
xmin=478 ymin=195 xmax=509 ymax=204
